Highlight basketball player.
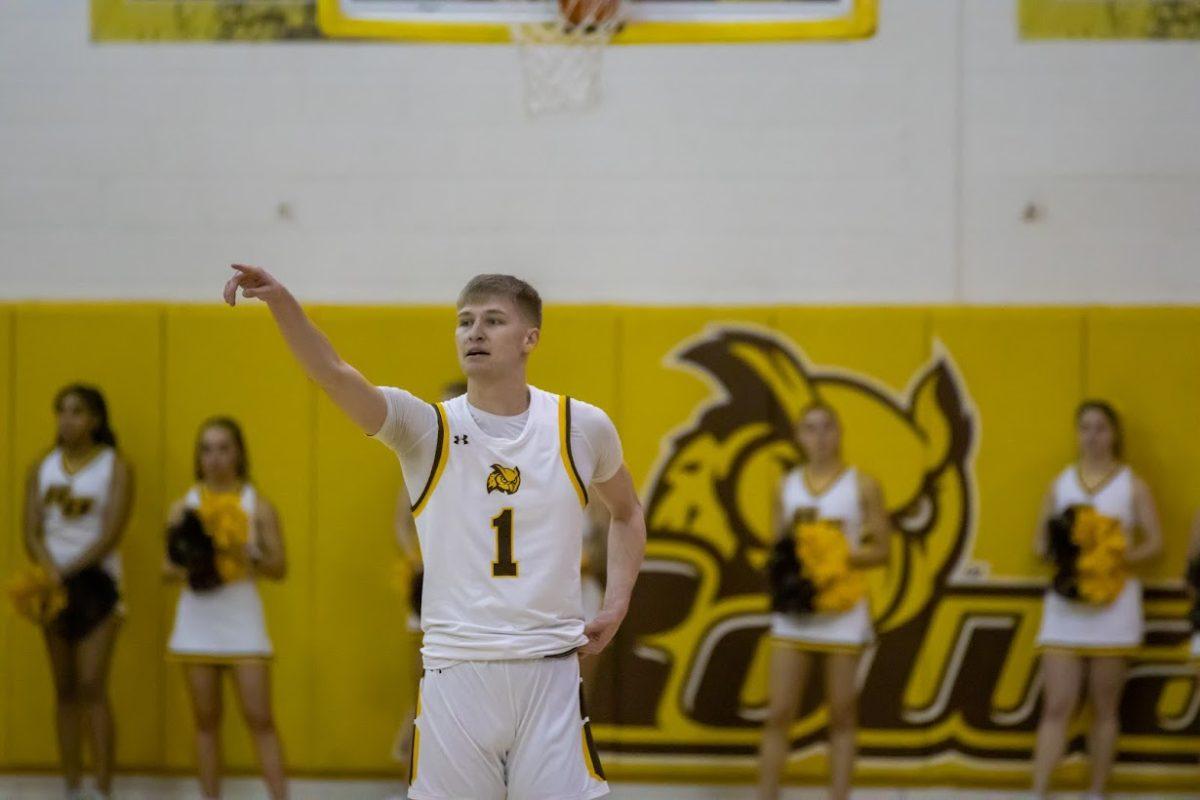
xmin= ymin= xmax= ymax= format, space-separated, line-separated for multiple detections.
xmin=757 ymin=403 xmax=890 ymax=800
xmin=23 ymin=384 xmax=133 ymax=800
xmin=165 ymin=417 xmax=289 ymax=800
xmin=1030 ymin=400 xmax=1163 ymax=800
xmin=222 ymin=266 xmax=645 ymax=800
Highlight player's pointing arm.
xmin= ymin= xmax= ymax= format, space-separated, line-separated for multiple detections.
xmin=223 ymin=264 xmax=387 ymax=435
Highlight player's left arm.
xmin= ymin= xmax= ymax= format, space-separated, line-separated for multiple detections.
xmin=582 ymin=464 xmax=646 ymax=656
xmin=849 ymin=472 xmax=890 ymax=569
xmin=1126 ymin=476 xmax=1164 ymax=565
xmin=61 ymin=454 xmax=134 ymax=579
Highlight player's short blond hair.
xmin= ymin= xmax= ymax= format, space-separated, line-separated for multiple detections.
xmin=457 ymin=275 xmax=542 ymax=327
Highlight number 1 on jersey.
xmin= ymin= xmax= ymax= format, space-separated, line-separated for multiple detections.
xmin=492 ymin=508 xmax=518 ymax=577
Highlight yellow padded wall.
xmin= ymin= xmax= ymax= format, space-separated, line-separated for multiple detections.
xmin=931 ymin=308 xmax=1085 ymax=581
xmin=161 ymin=305 xmax=315 ymax=772
xmin=774 ymin=307 xmax=931 ymax=395
xmin=1084 ymin=308 xmax=1200 ymax=583
xmin=1 ymin=302 xmax=1198 ymax=788
xmin=918 ymin=309 xmax=1085 ymax=784
xmin=6 ymin=305 xmax=165 ymax=768
xmin=528 ymin=306 xmax=621 ymax=419
xmin=0 ymin=308 xmax=11 ymax=766
xmin=599 ymin=307 xmax=774 ymax=776
xmin=306 ymin=306 xmax=460 ymax=771
xmin=617 ymin=308 xmax=776 ymax=489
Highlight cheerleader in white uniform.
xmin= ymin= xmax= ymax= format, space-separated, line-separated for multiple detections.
xmin=165 ymin=418 xmax=289 ymax=800
xmin=757 ymin=404 xmax=890 ymax=800
xmin=23 ymin=384 xmax=133 ymax=800
xmin=1031 ymin=401 xmax=1163 ymax=800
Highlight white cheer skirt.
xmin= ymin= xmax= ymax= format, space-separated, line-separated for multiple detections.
xmin=168 ymin=579 xmax=272 ymax=662
xmin=1035 ymin=579 xmax=1142 ymax=653
xmin=769 ymin=598 xmax=873 ymax=652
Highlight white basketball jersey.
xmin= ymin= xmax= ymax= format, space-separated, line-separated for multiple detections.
xmin=38 ymin=446 xmax=121 ymax=579
xmin=413 ymin=387 xmax=591 ymax=666
xmin=780 ymin=466 xmax=863 ymax=547
xmin=1052 ymin=464 xmax=1135 ymax=531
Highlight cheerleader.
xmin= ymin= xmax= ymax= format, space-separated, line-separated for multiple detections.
xmin=1031 ymin=400 xmax=1163 ymax=799
xmin=22 ymin=384 xmax=132 ymax=800
xmin=165 ymin=417 xmax=288 ymax=800
xmin=757 ymin=403 xmax=890 ymax=800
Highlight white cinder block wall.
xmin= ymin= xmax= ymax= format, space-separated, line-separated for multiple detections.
xmin=0 ymin=0 xmax=1196 ymax=304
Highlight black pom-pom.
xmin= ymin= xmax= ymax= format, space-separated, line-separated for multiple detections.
xmin=167 ymin=509 xmax=221 ymax=592
xmin=52 ymin=567 xmax=119 ymax=642
xmin=767 ymin=535 xmax=817 ymax=614
xmin=1047 ymin=506 xmax=1082 ymax=600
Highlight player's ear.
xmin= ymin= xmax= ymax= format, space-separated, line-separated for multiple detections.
xmin=523 ymin=326 xmax=540 ymax=353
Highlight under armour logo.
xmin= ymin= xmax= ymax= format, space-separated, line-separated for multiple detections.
xmin=454 ymin=435 xmax=469 ymax=445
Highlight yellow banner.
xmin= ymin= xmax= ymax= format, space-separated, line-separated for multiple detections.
xmin=1020 ymin=0 xmax=1200 ymax=39
xmin=92 ymin=0 xmax=321 ymax=42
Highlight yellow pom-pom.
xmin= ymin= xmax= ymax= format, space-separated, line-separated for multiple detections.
xmin=815 ymin=570 xmax=866 ymax=613
xmin=214 ymin=552 xmax=248 ymax=584
xmin=6 ymin=565 xmax=68 ymax=625
xmin=199 ymin=490 xmax=249 ymax=551
xmin=794 ymin=519 xmax=865 ymax=613
xmin=198 ymin=489 xmax=251 ymax=582
xmin=1071 ymin=507 xmax=1128 ymax=605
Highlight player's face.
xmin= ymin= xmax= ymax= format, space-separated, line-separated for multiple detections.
xmin=797 ymin=407 xmax=841 ymax=465
xmin=56 ymin=393 xmax=97 ymax=448
xmin=1077 ymin=408 xmax=1117 ymax=462
xmin=455 ymin=296 xmax=539 ymax=379
xmin=199 ymin=426 xmax=241 ymax=484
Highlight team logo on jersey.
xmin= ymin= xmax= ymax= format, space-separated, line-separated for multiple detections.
xmin=44 ymin=485 xmax=95 ymax=519
xmin=486 ymin=464 xmax=521 ymax=495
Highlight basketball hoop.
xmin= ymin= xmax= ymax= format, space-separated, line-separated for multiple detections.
xmin=511 ymin=0 xmax=623 ymax=116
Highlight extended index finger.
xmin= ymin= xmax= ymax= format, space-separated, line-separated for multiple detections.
xmin=222 ymin=272 xmax=242 ymax=306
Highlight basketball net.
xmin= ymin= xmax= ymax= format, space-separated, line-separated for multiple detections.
xmin=511 ymin=0 xmax=623 ymax=116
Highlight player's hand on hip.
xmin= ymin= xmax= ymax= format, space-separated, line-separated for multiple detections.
xmin=580 ymin=607 xmax=624 ymax=656
xmin=224 ymin=264 xmax=285 ymax=307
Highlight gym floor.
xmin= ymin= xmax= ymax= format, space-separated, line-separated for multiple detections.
xmin=0 ymin=776 xmax=1197 ymax=800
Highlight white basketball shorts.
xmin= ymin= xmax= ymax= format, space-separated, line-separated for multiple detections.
xmin=408 ymin=655 xmax=609 ymax=800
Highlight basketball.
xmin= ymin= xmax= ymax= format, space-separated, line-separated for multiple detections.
xmin=558 ymin=0 xmax=620 ymax=29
